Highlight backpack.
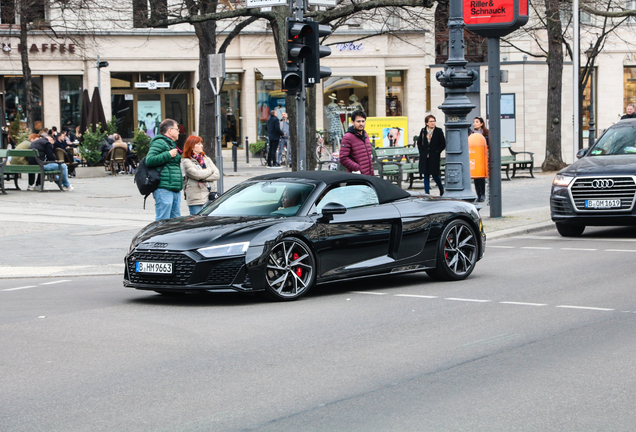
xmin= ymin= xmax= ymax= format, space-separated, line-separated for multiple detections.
xmin=134 ymin=157 xmax=162 ymax=209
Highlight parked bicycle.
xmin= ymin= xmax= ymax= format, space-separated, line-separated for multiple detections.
xmin=316 ymin=130 xmax=331 ymax=161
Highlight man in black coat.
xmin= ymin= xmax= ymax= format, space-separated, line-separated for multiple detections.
xmin=266 ymin=110 xmax=283 ymax=168
xmin=621 ymin=103 xmax=636 ymax=120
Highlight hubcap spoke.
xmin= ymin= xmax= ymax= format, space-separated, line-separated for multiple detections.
xmin=267 ymin=240 xmax=313 ymax=298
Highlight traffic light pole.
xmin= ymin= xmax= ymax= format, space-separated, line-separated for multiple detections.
xmin=294 ymin=0 xmax=307 ymax=171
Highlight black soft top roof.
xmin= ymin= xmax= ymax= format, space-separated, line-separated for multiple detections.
xmin=252 ymin=171 xmax=411 ymax=204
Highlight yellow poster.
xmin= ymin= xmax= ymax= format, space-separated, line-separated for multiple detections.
xmin=365 ymin=117 xmax=408 ymax=148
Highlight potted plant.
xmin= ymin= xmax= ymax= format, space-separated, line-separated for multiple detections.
xmin=132 ymin=129 xmax=151 ymax=160
xmin=249 ymin=141 xmax=266 ymax=156
xmin=79 ymin=124 xmax=106 ymax=167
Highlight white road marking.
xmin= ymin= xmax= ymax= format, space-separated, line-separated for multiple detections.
xmin=2 ymin=286 xmax=37 ymax=292
xmin=556 ymin=305 xmax=615 ymax=311
xmin=39 ymin=280 xmax=71 ymax=285
xmin=489 ymin=246 xmax=516 ymax=249
xmin=394 ymin=294 xmax=439 ymax=299
xmin=499 ymin=301 xmax=547 ymax=306
xmin=560 ymin=248 xmax=598 ymax=251
xmin=604 ymin=249 xmax=636 ymax=253
xmin=444 ymin=298 xmax=491 ymax=303
xmin=513 ymin=236 xmax=636 ymax=242
xmin=351 ymin=291 xmax=388 ymax=295
xmin=521 ymin=247 xmax=552 ymax=250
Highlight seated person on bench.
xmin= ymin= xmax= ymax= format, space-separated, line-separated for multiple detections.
xmin=271 ymin=187 xmax=303 ymax=216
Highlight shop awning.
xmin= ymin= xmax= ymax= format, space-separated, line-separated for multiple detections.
xmin=255 ymin=66 xmax=380 ymax=81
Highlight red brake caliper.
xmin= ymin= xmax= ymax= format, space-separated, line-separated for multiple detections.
xmin=293 ymin=253 xmax=302 ymax=277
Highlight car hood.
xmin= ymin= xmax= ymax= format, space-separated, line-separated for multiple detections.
xmin=131 ymin=215 xmax=290 ymax=251
xmin=561 ymin=155 xmax=636 ymax=176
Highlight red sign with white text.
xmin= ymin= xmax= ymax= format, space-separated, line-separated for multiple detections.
xmin=464 ymin=0 xmax=515 ymax=26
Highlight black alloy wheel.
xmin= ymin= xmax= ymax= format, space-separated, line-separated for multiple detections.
xmin=427 ymin=219 xmax=478 ymax=281
xmin=264 ymin=237 xmax=316 ymax=301
xmin=556 ymin=223 xmax=585 ymax=237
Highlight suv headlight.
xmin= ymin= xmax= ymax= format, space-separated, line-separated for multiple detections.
xmin=198 ymin=242 xmax=250 ymax=258
xmin=553 ymin=174 xmax=574 ymax=187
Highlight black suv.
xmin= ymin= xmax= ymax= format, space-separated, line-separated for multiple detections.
xmin=550 ymin=119 xmax=636 ymax=236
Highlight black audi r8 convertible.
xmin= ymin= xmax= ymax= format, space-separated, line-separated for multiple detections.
xmin=124 ymin=171 xmax=485 ymax=301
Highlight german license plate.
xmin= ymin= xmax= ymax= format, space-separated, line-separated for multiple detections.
xmin=585 ymin=199 xmax=621 ymax=209
xmin=136 ymin=261 xmax=173 ymax=274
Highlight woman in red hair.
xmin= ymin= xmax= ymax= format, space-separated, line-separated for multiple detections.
xmin=180 ymin=135 xmax=220 ymax=215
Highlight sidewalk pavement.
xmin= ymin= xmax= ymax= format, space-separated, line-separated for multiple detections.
xmin=0 ymin=149 xmax=555 ymax=279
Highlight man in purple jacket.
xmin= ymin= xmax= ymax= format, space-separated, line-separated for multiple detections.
xmin=339 ymin=110 xmax=374 ymax=176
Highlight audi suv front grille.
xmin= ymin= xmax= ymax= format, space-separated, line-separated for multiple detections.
xmin=570 ymin=176 xmax=636 ymax=211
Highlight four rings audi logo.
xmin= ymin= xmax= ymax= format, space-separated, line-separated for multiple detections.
xmin=592 ymin=179 xmax=615 ymax=188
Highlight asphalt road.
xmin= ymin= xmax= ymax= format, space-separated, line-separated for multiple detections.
xmin=2 ymin=226 xmax=636 ymax=431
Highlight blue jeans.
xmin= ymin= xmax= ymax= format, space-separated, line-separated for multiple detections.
xmin=277 ymin=139 xmax=287 ymax=165
xmin=422 ymin=161 xmax=444 ymax=195
xmin=43 ymin=162 xmax=70 ymax=187
xmin=189 ymin=205 xmax=203 ymax=215
xmin=153 ymin=188 xmax=181 ymax=220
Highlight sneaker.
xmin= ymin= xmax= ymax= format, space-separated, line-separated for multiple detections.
xmin=119 ymin=171 xmax=126 ymax=175
xmin=62 ymin=185 xmax=74 ymax=191
xmin=27 ymin=185 xmax=36 ymax=191
xmin=272 ymin=165 xmax=283 ymax=169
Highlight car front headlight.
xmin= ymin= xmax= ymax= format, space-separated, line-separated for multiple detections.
xmin=197 ymin=242 xmax=250 ymax=258
xmin=553 ymin=174 xmax=574 ymax=187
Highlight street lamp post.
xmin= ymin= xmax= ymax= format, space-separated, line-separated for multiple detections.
xmin=585 ymin=45 xmax=596 ymax=147
xmin=435 ymin=0 xmax=478 ymax=201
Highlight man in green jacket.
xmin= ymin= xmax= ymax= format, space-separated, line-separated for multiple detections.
xmin=145 ymin=118 xmax=183 ymax=220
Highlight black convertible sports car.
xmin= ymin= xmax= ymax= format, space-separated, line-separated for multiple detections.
xmin=124 ymin=171 xmax=486 ymax=301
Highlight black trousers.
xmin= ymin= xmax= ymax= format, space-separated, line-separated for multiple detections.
xmin=474 ymin=178 xmax=486 ymax=197
xmin=267 ymin=140 xmax=279 ymax=166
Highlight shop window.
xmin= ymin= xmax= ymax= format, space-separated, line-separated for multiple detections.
xmin=1 ymin=0 xmax=15 ymax=24
xmin=256 ymin=73 xmax=285 ymax=138
xmin=624 ymin=67 xmax=636 ymax=112
xmin=322 ymin=76 xmax=376 ymax=144
xmin=4 ymin=76 xmax=43 ymax=128
xmin=112 ymin=94 xmax=134 ymax=139
xmin=221 ymin=73 xmax=241 ymax=147
xmin=59 ymin=76 xmax=82 ymax=132
xmin=111 ymin=72 xmax=133 ymax=89
xmin=140 ymin=72 xmax=161 ymax=83
xmin=164 ymin=73 xmax=190 ymax=90
xmin=385 ymin=71 xmax=404 ymax=117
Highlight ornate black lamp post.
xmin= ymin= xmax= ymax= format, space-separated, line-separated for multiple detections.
xmin=585 ymin=44 xmax=596 ymax=147
xmin=436 ymin=0 xmax=478 ymax=201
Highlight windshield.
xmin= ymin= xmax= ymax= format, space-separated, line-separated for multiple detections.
xmin=200 ymin=181 xmax=315 ymax=217
xmin=588 ymin=125 xmax=636 ymax=156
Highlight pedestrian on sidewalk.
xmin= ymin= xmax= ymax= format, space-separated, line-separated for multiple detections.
xmin=145 ymin=119 xmax=183 ymax=220
xmin=472 ymin=116 xmax=489 ymax=202
xmin=621 ymin=103 xmax=636 ymax=119
xmin=181 ymin=135 xmax=220 ymax=215
xmin=266 ymin=110 xmax=283 ymax=168
xmin=417 ymin=115 xmax=445 ymax=196
xmin=339 ymin=110 xmax=374 ymax=176
xmin=278 ymin=112 xmax=289 ymax=166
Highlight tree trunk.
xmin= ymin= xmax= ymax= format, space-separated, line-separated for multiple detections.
xmin=194 ymin=19 xmax=218 ymax=160
xmin=19 ymin=18 xmax=34 ymax=132
xmin=542 ymin=0 xmax=567 ymax=171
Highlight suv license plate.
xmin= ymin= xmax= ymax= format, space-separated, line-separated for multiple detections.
xmin=136 ymin=261 xmax=173 ymax=274
xmin=585 ymin=199 xmax=621 ymax=209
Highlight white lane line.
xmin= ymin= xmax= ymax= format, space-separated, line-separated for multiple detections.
xmin=518 ymin=236 xmax=636 ymax=242
xmin=604 ymin=249 xmax=636 ymax=253
xmin=489 ymin=246 xmax=516 ymax=249
xmin=444 ymin=298 xmax=491 ymax=303
xmin=351 ymin=291 xmax=388 ymax=296
xmin=39 ymin=280 xmax=71 ymax=285
xmin=394 ymin=294 xmax=439 ymax=299
xmin=500 ymin=301 xmax=547 ymax=307
xmin=556 ymin=305 xmax=615 ymax=311
xmin=560 ymin=248 xmax=597 ymax=251
xmin=2 ymin=286 xmax=37 ymax=292
xmin=520 ymin=247 xmax=552 ymax=250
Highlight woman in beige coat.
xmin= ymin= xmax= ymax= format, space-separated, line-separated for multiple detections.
xmin=181 ymin=135 xmax=220 ymax=215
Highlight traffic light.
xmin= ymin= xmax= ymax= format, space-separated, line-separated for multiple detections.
xmin=304 ymin=22 xmax=332 ymax=87
xmin=282 ymin=18 xmax=313 ymax=95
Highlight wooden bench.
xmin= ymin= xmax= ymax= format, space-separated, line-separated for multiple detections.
xmin=0 ymin=149 xmax=64 ymax=194
xmin=373 ymin=146 xmax=420 ymax=188
xmin=502 ymin=142 xmax=534 ymax=179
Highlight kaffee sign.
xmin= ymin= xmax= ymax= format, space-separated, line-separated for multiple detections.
xmin=464 ymin=0 xmax=528 ymax=37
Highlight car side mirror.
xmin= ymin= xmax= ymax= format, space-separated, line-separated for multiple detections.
xmin=576 ymin=148 xmax=588 ymax=159
xmin=319 ymin=202 xmax=347 ymax=222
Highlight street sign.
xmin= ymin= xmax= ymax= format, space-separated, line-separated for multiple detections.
xmin=464 ymin=0 xmax=528 ymax=37
xmin=135 ymin=81 xmax=170 ymax=89
xmin=245 ymin=0 xmax=286 ymax=7
xmin=308 ymin=0 xmax=337 ymax=6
